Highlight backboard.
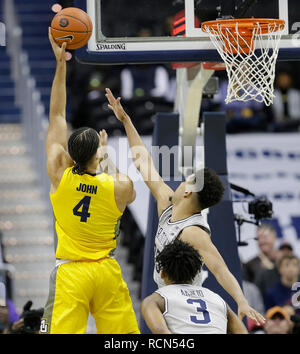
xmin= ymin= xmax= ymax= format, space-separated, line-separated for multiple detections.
xmin=75 ymin=0 xmax=300 ymax=65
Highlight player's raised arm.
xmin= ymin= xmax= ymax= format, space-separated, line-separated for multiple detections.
xmin=105 ymin=88 xmax=174 ymax=217
xmin=46 ymin=29 xmax=73 ymax=189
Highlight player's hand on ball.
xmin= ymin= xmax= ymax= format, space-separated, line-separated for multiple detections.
xmin=238 ymin=302 xmax=265 ymax=326
xmin=105 ymin=88 xmax=129 ymax=123
xmin=48 ymin=27 xmax=67 ymax=62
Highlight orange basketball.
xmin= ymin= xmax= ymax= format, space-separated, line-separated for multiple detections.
xmin=50 ymin=7 xmax=93 ymax=50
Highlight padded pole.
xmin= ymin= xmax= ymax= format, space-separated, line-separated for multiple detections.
xmin=176 ymin=64 xmax=214 ymax=176
xmin=140 ymin=113 xmax=181 ymax=333
xmin=203 ymin=112 xmax=243 ymax=316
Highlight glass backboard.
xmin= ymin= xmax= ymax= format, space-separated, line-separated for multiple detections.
xmin=75 ymin=0 xmax=300 ymax=64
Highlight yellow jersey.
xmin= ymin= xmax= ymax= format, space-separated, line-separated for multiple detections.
xmin=50 ymin=167 xmax=122 ymax=260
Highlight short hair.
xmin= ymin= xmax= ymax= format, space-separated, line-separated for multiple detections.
xmin=156 ymin=239 xmax=203 ymax=284
xmin=258 ymin=223 xmax=276 ymax=234
xmin=278 ymin=254 xmax=299 ymax=269
xmin=195 ymin=168 xmax=225 ymax=210
xmin=68 ymin=127 xmax=99 ymax=175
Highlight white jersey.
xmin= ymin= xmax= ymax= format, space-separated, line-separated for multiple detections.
xmin=153 ymin=205 xmax=210 ymax=288
xmin=156 ymin=284 xmax=227 ymax=334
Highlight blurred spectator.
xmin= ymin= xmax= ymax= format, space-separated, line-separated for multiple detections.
xmin=0 ymin=304 xmax=9 ymax=334
xmin=213 ymin=80 xmax=268 ymax=133
xmin=118 ymin=28 xmax=173 ymax=134
xmin=277 ymin=242 xmax=294 ymax=257
xmin=255 ymin=242 xmax=294 ymax=297
xmin=242 ymin=280 xmax=265 ymax=315
xmin=6 ymin=298 xmax=19 ymax=326
xmin=282 ymin=305 xmax=299 ymax=334
xmin=263 ymin=306 xmax=292 ymax=334
xmin=1 ymin=301 xmax=43 ymax=334
xmin=0 ymin=281 xmax=20 ymax=334
xmin=264 ymin=254 xmax=300 ymax=312
xmin=120 ymin=28 xmax=170 ymax=101
xmin=243 ymin=224 xmax=278 ymax=283
xmin=67 ymin=58 xmax=123 ymax=134
xmin=121 ymin=63 xmax=170 ymax=100
xmin=271 ymin=71 xmax=300 ymax=132
xmin=0 ymin=299 xmax=22 ymax=334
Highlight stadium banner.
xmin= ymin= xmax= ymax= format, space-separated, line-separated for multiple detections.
xmin=226 ymin=133 xmax=300 ymax=262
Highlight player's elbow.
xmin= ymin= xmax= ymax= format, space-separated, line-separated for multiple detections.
xmin=126 ymin=187 xmax=136 ymax=204
xmin=140 ymin=296 xmax=154 ymax=318
xmin=129 ymin=188 xmax=136 ymax=204
xmin=140 ymin=296 xmax=150 ymax=312
xmin=140 ymin=299 xmax=167 ymax=334
xmin=118 ymin=175 xmax=136 ymax=204
xmin=126 ymin=177 xmax=136 ymax=204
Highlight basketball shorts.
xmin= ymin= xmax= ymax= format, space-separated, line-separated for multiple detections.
xmin=40 ymin=257 xmax=140 ymax=334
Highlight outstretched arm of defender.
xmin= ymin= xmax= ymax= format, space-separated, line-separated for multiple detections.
xmin=105 ymin=88 xmax=173 ymax=216
xmin=46 ymin=29 xmax=73 ymax=188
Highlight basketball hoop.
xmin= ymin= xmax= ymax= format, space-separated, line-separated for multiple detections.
xmin=201 ymin=18 xmax=285 ymax=106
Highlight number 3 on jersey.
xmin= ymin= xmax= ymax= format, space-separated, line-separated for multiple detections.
xmin=73 ymin=196 xmax=91 ymax=222
xmin=187 ymin=298 xmax=211 ymax=324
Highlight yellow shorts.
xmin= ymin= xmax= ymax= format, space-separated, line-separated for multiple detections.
xmin=40 ymin=258 xmax=140 ymax=334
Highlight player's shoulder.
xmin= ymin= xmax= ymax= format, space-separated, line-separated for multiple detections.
xmin=112 ymin=173 xmax=136 ymax=206
xmin=200 ymin=286 xmax=227 ymax=307
xmin=112 ymin=173 xmax=133 ymax=190
xmin=200 ymin=286 xmax=221 ymax=298
xmin=158 ymin=204 xmax=173 ymax=221
xmin=180 ymin=224 xmax=211 ymax=244
xmin=46 ymin=144 xmax=73 ymax=189
xmin=155 ymin=285 xmax=181 ymax=307
xmin=112 ymin=172 xmax=132 ymax=182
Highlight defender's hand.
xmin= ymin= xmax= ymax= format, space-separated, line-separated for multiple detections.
xmin=48 ymin=27 xmax=67 ymax=62
xmin=99 ymin=129 xmax=108 ymax=147
xmin=97 ymin=129 xmax=108 ymax=163
xmin=105 ymin=88 xmax=129 ymax=123
xmin=238 ymin=302 xmax=265 ymax=326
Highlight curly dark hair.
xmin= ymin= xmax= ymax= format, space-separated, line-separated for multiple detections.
xmin=68 ymin=127 xmax=99 ymax=175
xmin=156 ymin=239 xmax=203 ymax=284
xmin=195 ymin=167 xmax=225 ymax=210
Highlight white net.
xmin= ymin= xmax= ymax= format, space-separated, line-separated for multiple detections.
xmin=202 ymin=20 xmax=285 ymax=106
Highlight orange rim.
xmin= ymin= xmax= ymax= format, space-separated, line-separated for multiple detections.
xmin=201 ymin=18 xmax=285 ymax=34
xmin=201 ymin=18 xmax=285 ymax=54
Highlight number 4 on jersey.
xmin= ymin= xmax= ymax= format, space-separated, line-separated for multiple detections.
xmin=73 ymin=196 xmax=91 ymax=222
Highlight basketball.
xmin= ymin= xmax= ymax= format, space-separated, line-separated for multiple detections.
xmin=50 ymin=7 xmax=93 ymax=50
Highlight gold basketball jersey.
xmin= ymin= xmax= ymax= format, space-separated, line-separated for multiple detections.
xmin=50 ymin=167 xmax=122 ymax=260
